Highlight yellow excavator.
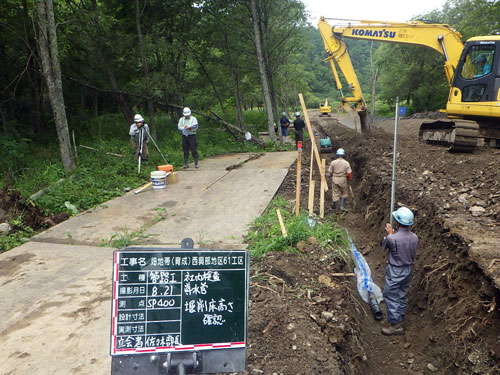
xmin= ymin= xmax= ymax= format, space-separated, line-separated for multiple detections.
xmin=318 ymin=17 xmax=500 ymax=152
xmin=319 ymin=99 xmax=332 ymax=116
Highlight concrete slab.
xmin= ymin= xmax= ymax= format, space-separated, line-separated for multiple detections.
xmin=32 ymin=152 xmax=296 ymax=247
xmin=0 ymin=151 xmax=296 ymax=375
xmin=0 ymin=241 xmax=113 ymax=374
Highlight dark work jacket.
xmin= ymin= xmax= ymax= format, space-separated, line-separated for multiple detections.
xmin=382 ymin=227 xmax=418 ymax=266
xmin=293 ymin=118 xmax=305 ymax=131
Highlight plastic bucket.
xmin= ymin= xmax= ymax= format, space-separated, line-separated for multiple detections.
xmin=151 ymin=171 xmax=167 ymax=190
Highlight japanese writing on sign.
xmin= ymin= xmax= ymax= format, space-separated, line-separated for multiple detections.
xmin=111 ymin=250 xmax=249 ymax=356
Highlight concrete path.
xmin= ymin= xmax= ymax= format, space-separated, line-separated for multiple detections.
xmin=0 ymin=151 xmax=296 ymax=375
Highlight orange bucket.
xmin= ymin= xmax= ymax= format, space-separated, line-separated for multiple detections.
xmin=157 ymin=164 xmax=174 ymax=173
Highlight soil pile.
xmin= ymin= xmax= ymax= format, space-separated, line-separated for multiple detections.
xmin=246 ymin=113 xmax=500 ymax=374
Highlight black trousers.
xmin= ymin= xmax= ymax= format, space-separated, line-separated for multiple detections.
xmin=295 ymin=130 xmax=303 ymax=147
xmin=182 ymin=135 xmax=198 ymax=161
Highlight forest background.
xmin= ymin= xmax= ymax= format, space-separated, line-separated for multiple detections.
xmin=0 ymin=0 xmax=499 ymax=250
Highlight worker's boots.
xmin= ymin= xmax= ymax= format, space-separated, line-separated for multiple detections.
xmin=194 ymin=158 xmax=199 ymax=169
xmin=381 ymin=322 xmax=404 ymax=336
xmin=332 ymin=200 xmax=339 ymax=210
xmin=340 ymin=198 xmax=347 ymax=212
xmin=183 ymin=158 xmax=189 ymax=168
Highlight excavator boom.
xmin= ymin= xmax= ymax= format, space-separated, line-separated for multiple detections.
xmin=318 ymin=17 xmax=500 ymax=151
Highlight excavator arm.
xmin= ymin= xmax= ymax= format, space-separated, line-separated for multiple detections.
xmin=318 ymin=18 xmax=369 ymax=131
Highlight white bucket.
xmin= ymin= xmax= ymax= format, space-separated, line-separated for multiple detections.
xmin=151 ymin=171 xmax=167 ymax=190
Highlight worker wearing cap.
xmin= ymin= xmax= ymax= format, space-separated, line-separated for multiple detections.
xmin=292 ymin=112 xmax=305 ymax=149
xmin=178 ymin=107 xmax=199 ymax=168
xmin=381 ymin=207 xmax=419 ymax=336
xmin=129 ymin=113 xmax=149 ymax=161
xmin=328 ymin=148 xmax=352 ymax=211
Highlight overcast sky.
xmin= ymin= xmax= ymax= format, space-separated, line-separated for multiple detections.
xmin=303 ymin=0 xmax=449 ymax=25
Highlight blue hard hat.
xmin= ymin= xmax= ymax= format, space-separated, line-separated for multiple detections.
xmin=336 ymin=148 xmax=345 ymax=156
xmin=392 ymin=207 xmax=414 ymax=226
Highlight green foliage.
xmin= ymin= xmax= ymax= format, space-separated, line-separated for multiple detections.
xmin=100 ymin=226 xmax=149 ymax=248
xmin=245 ymin=197 xmax=350 ymax=261
xmin=0 ymin=216 xmax=35 ymax=253
xmin=5 ymin=112 xmax=271 ymax=218
xmin=0 ymin=135 xmax=33 ymax=176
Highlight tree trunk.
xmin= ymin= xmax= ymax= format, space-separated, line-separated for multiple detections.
xmin=222 ymin=29 xmax=244 ymax=129
xmin=36 ymin=0 xmax=75 ymax=172
xmin=135 ymin=0 xmax=156 ymax=140
xmin=259 ymin=2 xmax=281 ymax=142
xmin=90 ymin=0 xmax=133 ymax=124
xmin=23 ymin=0 xmax=43 ymax=134
xmin=250 ymin=0 xmax=275 ymax=140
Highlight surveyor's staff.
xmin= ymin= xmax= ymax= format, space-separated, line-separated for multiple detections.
xmin=138 ymin=127 xmax=144 ymax=173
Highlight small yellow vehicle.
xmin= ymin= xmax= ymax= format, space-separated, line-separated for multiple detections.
xmin=319 ymin=99 xmax=332 ymax=117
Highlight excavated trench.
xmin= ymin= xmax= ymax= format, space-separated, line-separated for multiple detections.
xmin=317 ymin=116 xmax=500 ymax=374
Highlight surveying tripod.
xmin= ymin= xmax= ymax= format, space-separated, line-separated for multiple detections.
xmin=137 ymin=126 xmax=169 ymax=173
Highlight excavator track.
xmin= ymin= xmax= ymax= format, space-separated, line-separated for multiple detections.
xmin=419 ymin=120 xmax=480 ymax=152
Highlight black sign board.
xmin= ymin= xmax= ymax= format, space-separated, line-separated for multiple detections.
xmin=111 ymin=247 xmax=249 ymax=357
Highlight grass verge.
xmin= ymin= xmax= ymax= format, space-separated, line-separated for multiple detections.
xmin=245 ymin=197 xmax=350 ymax=261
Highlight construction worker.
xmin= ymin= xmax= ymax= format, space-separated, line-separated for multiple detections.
xmin=328 ymin=148 xmax=352 ymax=211
xmin=474 ymin=54 xmax=491 ymax=77
xmin=178 ymin=107 xmax=199 ymax=168
xmin=280 ymin=112 xmax=290 ymax=143
xmin=129 ymin=114 xmax=149 ymax=161
xmin=381 ymin=207 xmax=418 ymax=336
xmin=292 ymin=112 xmax=305 ymax=148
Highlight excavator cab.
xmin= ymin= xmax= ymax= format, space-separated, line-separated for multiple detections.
xmin=452 ymin=40 xmax=498 ymax=103
xmin=444 ymin=38 xmax=500 ymax=148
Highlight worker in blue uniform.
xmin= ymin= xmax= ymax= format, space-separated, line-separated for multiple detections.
xmin=381 ymin=207 xmax=419 ymax=336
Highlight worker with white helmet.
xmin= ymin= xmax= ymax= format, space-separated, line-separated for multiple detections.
xmin=381 ymin=206 xmax=419 ymax=336
xmin=129 ymin=113 xmax=150 ymax=161
xmin=177 ymin=107 xmax=199 ymax=168
xmin=328 ymin=148 xmax=352 ymax=211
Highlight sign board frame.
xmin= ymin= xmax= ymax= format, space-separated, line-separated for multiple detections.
xmin=110 ymin=243 xmax=249 ymax=374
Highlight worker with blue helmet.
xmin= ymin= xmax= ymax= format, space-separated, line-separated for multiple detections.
xmin=381 ymin=206 xmax=419 ymax=336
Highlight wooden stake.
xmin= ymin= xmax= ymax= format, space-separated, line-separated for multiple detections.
xmin=134 ymin=182 xmax=152 ymax=194
xmin=320 ymin=159 xmax=326 ymax=218
xmin=298 ymin=93 xmax=328 ymax=192
xmin=276 ymin=209 xmax=287 ymax=238
xmin=308 ymin=180 xmax=316 ymax=215
xmin=72 ymin=130 xmax=77 ymax=158
xmin=295 ymin=149 xmax=302 ymax=216
xmin=309 ymin=139 xmax=314 ymax=183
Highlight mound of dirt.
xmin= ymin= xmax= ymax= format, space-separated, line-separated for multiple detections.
xmin=0 ymin=186 xmax=68 ymax=239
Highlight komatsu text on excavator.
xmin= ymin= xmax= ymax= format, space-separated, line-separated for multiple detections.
xmin=318 ymin=17 xmax=500 ymax=152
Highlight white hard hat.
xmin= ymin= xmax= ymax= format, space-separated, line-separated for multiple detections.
xmin=183 ymin=107 xmax=191 ymax=116
xmin=134 ymin=114 xmax=144 ymax=122
xmin=336 ymin=148 xmax=345 ymax=156
xmin=282 ymin=112 xmax=286 ymax=116
xmin=295 ymin=112 xmax=300 ymax=117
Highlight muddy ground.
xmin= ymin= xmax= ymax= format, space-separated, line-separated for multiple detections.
xmin=245 ymin=112 xmax=500 ymax=375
